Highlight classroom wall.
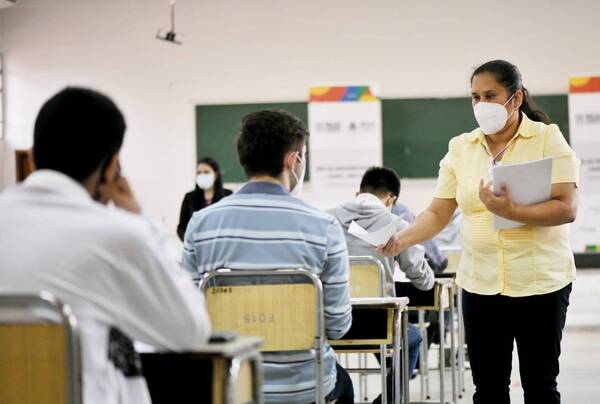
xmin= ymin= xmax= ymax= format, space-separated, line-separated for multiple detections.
xmin=0 ymin=141 xmax=15 ymax=192
xmin=0 ymin=14 xmax=13 ymax=192
xmin=2 ymin=0 xmax=600 ymax=235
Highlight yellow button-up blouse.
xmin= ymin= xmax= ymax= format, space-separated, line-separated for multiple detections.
xmin=435 ymin=113 xmax=580 ymax=297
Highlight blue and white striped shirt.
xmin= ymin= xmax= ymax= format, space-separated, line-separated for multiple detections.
xmin=182 ymin=181 xmax=352 ymax=403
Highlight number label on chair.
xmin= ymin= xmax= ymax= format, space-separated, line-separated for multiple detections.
xmin=244 ymin=313 xmax=275 ymax=324
xmin=210 ymin=287 xmax=233 ymax=294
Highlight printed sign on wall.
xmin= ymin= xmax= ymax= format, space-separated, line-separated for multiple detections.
xmin=308 ymin=85 xmax=382 ymax=196
xmin=568 ymin=76 xmax=600 ymax=252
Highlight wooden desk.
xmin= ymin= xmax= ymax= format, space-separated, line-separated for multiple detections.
xmin=141 ymin=336 xmax=263 ymax=404
xmin=331 ymin=297 xmax=410 ymax=404
xmin=395 ymin=280 xmax=458 ymax=404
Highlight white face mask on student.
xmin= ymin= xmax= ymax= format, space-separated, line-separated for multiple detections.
xmin=196 ymin=173 xmax=215 ymax=190
xmin=289 ymin=153 xmax=306 ymax=196
xmin=473 ymin=93 xmax=517 ymax=135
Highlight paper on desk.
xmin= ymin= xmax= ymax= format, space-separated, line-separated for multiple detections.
xmin=492 ymin=157 xmax=552 ymax=230
xmin=348 ymin=216 xmax=404 ymax=246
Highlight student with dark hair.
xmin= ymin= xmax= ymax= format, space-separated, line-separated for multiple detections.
xmin=330 ymin=166 xmax=434 ymax=295
xmin=328 ymin=166 xmax=434 ymax=403
xmin=183 ymin=109 xmax=354 ymax=403
xmin=0 ymin=87 xmax=211 ymax=404
xmin=381 ymin=60 xmax=579 ymax=404
xmin=177 ymin=156 xmax=232 ymax=240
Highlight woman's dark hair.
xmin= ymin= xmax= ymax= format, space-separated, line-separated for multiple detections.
xmin=33 ymin=87 xmax=126 ymax=182
xmin=197 ymin=156 xmax=224 ymax=194
xmin=471 ymin=60 xmax=551 ymax=124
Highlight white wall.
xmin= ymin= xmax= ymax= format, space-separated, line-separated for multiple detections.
xmin=0 ymin=141 xmax=15 ymax=192
xmin=0 ymin=13 xmax=14 ymax=192
xmin=2 ymin=0 xmax=600 ymax=234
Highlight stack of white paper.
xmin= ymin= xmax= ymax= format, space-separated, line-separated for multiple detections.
xmin=492 ymin=157 xmax=553 ymax=230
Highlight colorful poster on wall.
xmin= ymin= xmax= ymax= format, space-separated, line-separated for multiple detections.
xmin=568 ymin=76 xmax=600 ymax=253
xmin=308 ymin=85 xmax=382 ymax=197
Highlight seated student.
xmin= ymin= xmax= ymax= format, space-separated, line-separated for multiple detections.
xmin=328 ymin=167 xmax=434 ymax=295
xmin=328 ymin=166 xmax=434 ymax=404
xmin=0 ymin=87 xmax=211 ymax=404
xmin=182 ymin=109 xmax=353 ymax=404
xmin=392 ymin=202 xmax=448 ymax=273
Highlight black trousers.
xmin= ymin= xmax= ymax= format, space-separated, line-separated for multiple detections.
xmin=318 ymin=362 xmax=354 ymax=404
xmin=462 ymin=284 xmax=571 ymax=404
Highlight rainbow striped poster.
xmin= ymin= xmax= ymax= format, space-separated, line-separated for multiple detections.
xmin=568 ymin=76 xmax=600 ymax=252
xmin=308 ymin=85 xmax=382 ymax=200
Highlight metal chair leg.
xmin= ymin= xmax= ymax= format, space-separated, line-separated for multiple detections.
xmin=392 ymin=308 xmax=404 ymax=404
xmin=438 ymin=287 xmax=446 ymax=404
xmin=359 ymin=353 xmax=365 ymax=401
xmin=401 ymin=310 xmax=410 ymax=404
xmin=421 ymin=310 xmax=431 ymax=400
xmin=418 ymin=310 xmax=427 ymax=402
xmin=362 ymin=353 xmax=369 ymax=401
xmin=381 ymin=345 xmax=388 ymax=404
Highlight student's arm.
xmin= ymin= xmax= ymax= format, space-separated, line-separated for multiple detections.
xmin=100 ymin=177 xmax=210 ymax=349
xmin=321 ymin=219 xmax=352 ymax=340
xmin=395 ymin=221 xmax=435 ymax=291
xmin=97 ymin=218 xmax=211 ymax=351
xmin=479 ymin=181 xmax=577 ymax=226
xmin=181 ymin=217 xmax=202 ymax=282
xmin=380 ymin=197 xmax=458 ymax=257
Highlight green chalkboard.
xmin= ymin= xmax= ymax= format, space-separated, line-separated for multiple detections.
xmin=196 ymin=102 xmax=308 ymax=183
xmin=196 ymin=95 xmax=568 ymax=182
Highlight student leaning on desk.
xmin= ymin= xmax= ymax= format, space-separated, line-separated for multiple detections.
xmin=378 ymin=60 xmax=579 ymax=404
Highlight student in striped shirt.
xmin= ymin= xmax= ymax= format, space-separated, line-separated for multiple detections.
xmin=182 ymin=109 xmax=354 ymax=403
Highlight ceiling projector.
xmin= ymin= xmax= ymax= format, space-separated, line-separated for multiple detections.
xmin=156 ymin=0 xmax=182 ymax=45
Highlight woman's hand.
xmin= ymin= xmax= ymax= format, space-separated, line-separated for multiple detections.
xmin=376 ymin=197 xmax=458 ymax=257
xmin=376 ymin=233 xmax=408 ymax=257
xmin=479 ymin=179 xmax=514 ymax=219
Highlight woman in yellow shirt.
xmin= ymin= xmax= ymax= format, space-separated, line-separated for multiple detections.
xmin=380 ymin=60 xmax=578 ymax=404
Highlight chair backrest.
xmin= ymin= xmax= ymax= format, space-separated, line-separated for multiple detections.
xmin=348 ymin=256 xmax=386 ymax=298
xmin=199 ymin=269 xmax=324 ymax=353
xmin=0 ymin=292 xmax=82 ymax=404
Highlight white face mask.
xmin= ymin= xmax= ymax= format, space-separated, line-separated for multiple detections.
xmin=473 ymin=93 xmax=516 ymax=135
xmin=289 ymin=153 xmax=306 ymax=196
xmin=196 ymin=173 xmax=215 ymax=190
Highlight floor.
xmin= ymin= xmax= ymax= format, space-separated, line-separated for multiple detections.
xmin=350 ymin=267 xmax=600 ymax=404
xmin=350 ymin=329 xmax=600 ymax=403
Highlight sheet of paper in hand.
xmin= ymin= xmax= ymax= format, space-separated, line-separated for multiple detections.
xmin=492 ymin=157 xmax=552 ymax=230
xmin=348 ymin=216 xmax=405 ymax=246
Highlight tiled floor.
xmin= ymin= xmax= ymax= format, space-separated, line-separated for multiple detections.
xmin=352 ymin=328 xmax=600 ymax=403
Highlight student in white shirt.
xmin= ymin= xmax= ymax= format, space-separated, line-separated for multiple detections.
xmin=0 ymin=87 xmax=211 ymax=404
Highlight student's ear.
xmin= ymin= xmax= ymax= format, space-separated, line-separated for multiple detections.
xmin=283 ymin=150 xmax=298 ymax=171
xmin=386 ymin=195 xmax=397 ymax=209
